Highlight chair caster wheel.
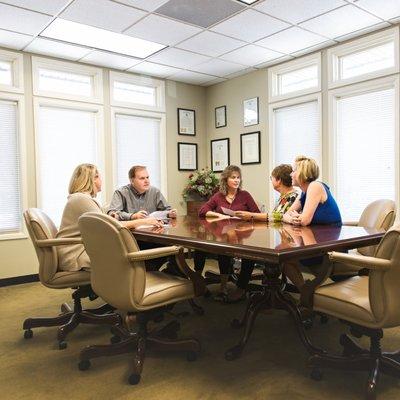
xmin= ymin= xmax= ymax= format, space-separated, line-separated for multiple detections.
xmin=231 ymin=319 xmax=243 ymax=329
xmin=225 ymin=345 xmax=242 ymax=361
xmin=186 ymin=351 xmax=198 ymax=362
xmin=78 ymin=360 xmax=91 ymax=371
xmin=110 ymin=335 xmax=121 ymax=344
xmin=24 ymin=329 xmax=33 ymax=339
xmin=58 ymin=341 xmax=67 ymax=350
xmin=128 ymin=373 xmax=141 ymax=385
xmin=310 ymin=368 xmax=323 ymax=381
xmin=320 ymin=315 xmax=329 ymax=324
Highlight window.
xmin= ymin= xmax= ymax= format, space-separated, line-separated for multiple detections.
xmin=269 ymin=53 xmax=321 ymax=102
xmin=328 ymin=27 xmax=399 ymax=88
xmin=333 ymin=84 xmax=396 ymax=221
xmin=113 ymin=112 xmax=162 ymax=189
xmin=32 ymin=57 xmax=103 ymax=103
xmin=0 ymin=99 xmax=22 ymax=234
xmin=35 ymin=101 xmax=103 ymax=226
xmin=0 ymin=61 xmax=12 ymax=86
xmin=0 ymin=49 xmax=24 ymax=93
xmin=110 ymin=71 xmax=165 ymax=112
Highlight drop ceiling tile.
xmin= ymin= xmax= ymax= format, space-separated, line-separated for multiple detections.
xmin=177 ymin=31 xmax=245 ymax=57
xmin=356 ymin=0 xmax=400 ymax=20
xmin=0 ymin=3 xmax=52 ymax=35
xmin=220 ymin=44 xmax=283 ymax=66
xmin=0 ymin=0 xmax=70 ymax=15
xmin=201 ymin=77 xmax=227 ymax=87
xmin=211 ymin=9 xmax=290 ymax=42
xmin=124 ymin=14 xmax=201 ymax=46
xmin=80 ymin=50 xmax=140 ymax=69
xmin=113 ymin=0 xmax=169 ymax=11
xmin=191 ymin=58 xmax=247 ymax=77
xmin=148 ymin=47 xmax=210 ymax=69
xmin=61 ymin=0 xmax=146 ymax=32
xmin=334 ymin=21 xmax=390 ymax=42
xmin=25 ymin=37 xmax=92 ymax=60
xmin=225 ymin=67 xmax=256 ymax=79
xmin=256 ymin=27 xmax=328 ymax=54
xmin=299 ymin=5 xmax=382 ymax=39
xmin=128 ymin=61 xmax=181 ymax=77
xmin=155 ymin=0 xmax=244 ymax=28
xmin=255 ymin=55 xmax=294 ymax=69
xmin=290 ymin=39 xmax=336 ymax=57
xmin=168 ymin=70 xmax=217 ymax=85
xmin=0 ymin=29 xmax=33 ymax=50
xmin=254 ymin=0 xmax=346 ymax=24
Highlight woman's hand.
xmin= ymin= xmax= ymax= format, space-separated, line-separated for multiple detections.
xmin=283 ymin=210 xmax=301 ymax=225
xmin=142 ymin=218 xmax=164 ymax=228
xmin=234 ymin=211 xmax=253 ymax=220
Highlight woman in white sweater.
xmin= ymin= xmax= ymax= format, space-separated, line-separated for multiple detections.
xmin=57 ymin=163 xmax=162 ymax=272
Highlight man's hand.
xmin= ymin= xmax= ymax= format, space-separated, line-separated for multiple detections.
xmin=109 ymin=212 xmax=120 ymax=220
xmin=131 ymin=210 xmax=148 ymax=220
xmin=168 ymin=209 xmax=177 ymax=218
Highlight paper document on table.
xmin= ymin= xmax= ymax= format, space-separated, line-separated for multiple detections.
xmin=148 ymin=210 xmax=169 ymax=220
xmin=221 ymin=206 xmax=236 ymax=217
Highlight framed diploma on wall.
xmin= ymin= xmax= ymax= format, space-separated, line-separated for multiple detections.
xmin=240 ymin=131 xmax=261 ymax=165
xmin=215 ymin=105 xmax=227 ymax=128
xmin=211 ymin=138 xmax=230 ymax=172
xmin=178 ymin=142 xmax=198 ymax=171
xmin=243 ymin=97 xmax=259 ymax=127
xmin=178 ymin=108 xmax=196 ymax=135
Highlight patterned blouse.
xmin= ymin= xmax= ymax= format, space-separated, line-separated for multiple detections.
xmin=271 ymin=190 xmax=298 ymax=222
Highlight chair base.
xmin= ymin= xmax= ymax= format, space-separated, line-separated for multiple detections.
xmin=309 ymin=327 xmax=400 ymax=400
xmin=78 ymin=311 xmax=200 ymax=384
xmin=23 ymin=286 xmax=120 ymax=349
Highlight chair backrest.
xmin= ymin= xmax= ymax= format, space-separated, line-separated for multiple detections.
xmin=369 ymin=225 xmax=400 ymax=328
xmin=23 ymin=208 xmax=58 ymax=285
xmin=357 ymin=199 xmax=396 ymax=256
xmin=78 ymin=212 xmax=146 ymax=311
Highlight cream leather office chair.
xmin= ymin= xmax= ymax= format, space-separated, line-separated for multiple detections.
xmin=78 ymin=212 xmax=205 ymax=385
xmin=309 ymin=225 xmax=400 ymax=400
xmin=23 ymin=208 xmax=120 ymax=349
xmin=332 ymin=199 xmax=396 ymax=279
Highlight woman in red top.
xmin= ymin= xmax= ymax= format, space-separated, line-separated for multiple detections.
xmin=195 ymin=165 xmax=260 ymax=302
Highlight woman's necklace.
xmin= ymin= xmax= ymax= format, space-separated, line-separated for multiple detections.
xmin=226 ymin=192 xmax=236 ymax=203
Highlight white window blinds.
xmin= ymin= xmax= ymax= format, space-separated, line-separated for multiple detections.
xmin=37 ymin=105 xmax=98 ymax=226
xmin=114 ymin=114 xmax=161 ymax=189
xmin=336 ymin=87 xmax=395 ymax=221
xmin=0 ymin=100 xmax=21 ymax=233
xmin=273 ymin=100 xmax=320 ymax=167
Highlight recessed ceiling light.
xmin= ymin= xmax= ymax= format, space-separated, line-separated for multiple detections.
xmin=236 ymin=0 xmax=259 ymax=4
xmin=40 ymin=19 xmax=166 ymax=59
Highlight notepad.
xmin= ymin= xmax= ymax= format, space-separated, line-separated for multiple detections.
xmin=221 ymin=206 xmax=235 ymax=216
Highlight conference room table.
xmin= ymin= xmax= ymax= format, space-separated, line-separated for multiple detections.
xmin=132 ymin=215 xmax=384 ymax=360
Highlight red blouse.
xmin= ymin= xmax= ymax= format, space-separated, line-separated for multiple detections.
xmin=198 ymin=190 xmax=260 ymax=218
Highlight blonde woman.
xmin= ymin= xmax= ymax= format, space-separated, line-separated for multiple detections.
xmin=57 ymin=164 xmax=162 ymax=272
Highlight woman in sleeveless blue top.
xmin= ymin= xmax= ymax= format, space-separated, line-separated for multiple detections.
xmin=281 ymin=156 xmax=342 ymax=290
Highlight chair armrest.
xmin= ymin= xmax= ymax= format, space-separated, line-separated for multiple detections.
xmin=329 ymin=251 xmax=391 ymax=271
xmin=36 ymin=238 xmax=83 ymax=247
xmin=127 ymin=246 xmax=180 ymax=262
xmin=343 ymin=221 xmax=359 ymax=226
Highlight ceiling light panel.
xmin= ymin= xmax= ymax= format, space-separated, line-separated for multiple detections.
xmin=60 ymin=0 xmax=146 ymax=32
xmin=124 ymin=15 xmax=202 ymax=46
xmin=254 ymin=0 xmax=346 ymax=24
xmin=211 ymin=9 xmax=290 ymax=42
xmin=0 ymin=3 xmax=52 ymax=35
xmin=299 ymin=5 xmax=381 ymax=39
xmin=113 ymin=0 xmax=169 ymax=11
xmin=192 ymin=59 xmax=247 ymax=77
xmin=256 ymin=27 xmax=328 ymax=54
xmin=80 ymin=50 xmax=141 ymax=70
xmin=220 ymin=44 xmax=283 ymax=66
xmin=355 ymin=0 xmax=400 ymax=21
xmin=155 ymin=0 xmax=244 ymax=28
xmin=128 ymin=61 xmax=181 ymax=78
xmin=25 ymin=38 xmax=92 ymax=60
xmin=177 ymin=31 xmax=245 ymax=57
xmin=149 ymin=47 xmax=210 ymax=68
xmin=41 ymin=19 xmax=166 ymax=58
xmin=0 ymin=29 xmax=33 ymax=50
xmin=0 ymin=0 xmax=71 ymax=15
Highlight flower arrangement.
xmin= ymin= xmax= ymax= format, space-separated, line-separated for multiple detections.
xmin=182 ymin=168 xmax=220 ymax=201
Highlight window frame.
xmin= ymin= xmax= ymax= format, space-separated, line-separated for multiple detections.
xmin=109 ymin=71 xmax=165 ymax=113
xmin=31 ymin=56 xmax=103 ymax=104
xmin=0 ymin=49 xmax=24 ymax=94
xmin=268 ymin=53 xmax=321 ymax=103
xmin=268 ymin=92 xmax=322 ymax=210
xmin=0 ymin=92 xmax=27 ymax=240
xmin=110 ymin=106 xmax=167 ymax=199
xmin=327 ymin=27 xmax=400 ymax=90
xmin=328 ymin=75 xmax=400 ymax=215
xmin=33 ymin=97 xmax=106 ymax=215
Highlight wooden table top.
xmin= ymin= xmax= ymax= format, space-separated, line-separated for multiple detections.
xmin=132 ymin=216 xmax=384 ymax=263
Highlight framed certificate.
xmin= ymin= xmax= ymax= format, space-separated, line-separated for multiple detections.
xmin=215 ymin=105 xmax=227 ymax=128
xmin=240 ymin=131 xmax=261 ymax=165
xmin=178 ymin=108 xmax=196 ymax=136
xmin=243 ymin=97 xmax=259 ymax=127
xmin=211 ymin=138 xmax=230 ymax=172
xmin=178 ymin=142 xmax=197 ymax=171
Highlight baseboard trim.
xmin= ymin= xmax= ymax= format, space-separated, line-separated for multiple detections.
xmin=0 ymin=274 xmax=39 ymax=287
